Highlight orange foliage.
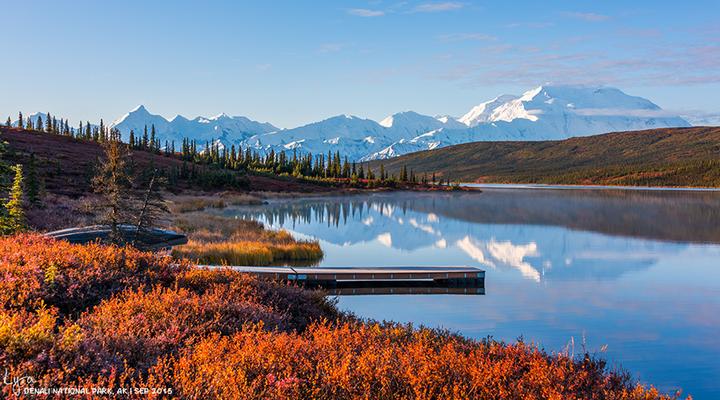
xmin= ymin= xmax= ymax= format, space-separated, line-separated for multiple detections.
xmin=0 ymin=234 xmax=681 ymax=399
xmin=0 ymin=233 xmax=187 ymax=313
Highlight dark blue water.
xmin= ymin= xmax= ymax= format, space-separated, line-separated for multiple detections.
xmin=222 ymin=189 xmax=720 ymax=398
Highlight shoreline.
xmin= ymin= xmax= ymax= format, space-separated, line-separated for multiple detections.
xmin=461 ymin=182 xmax=720 ymax=192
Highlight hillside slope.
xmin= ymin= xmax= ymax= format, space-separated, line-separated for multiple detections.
xmin=0 ymin=127 xmax=329 ymax=197
xmin=371 ymin=127 xmax=720 ymax=187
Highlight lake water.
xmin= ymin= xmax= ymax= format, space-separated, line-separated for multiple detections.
xmin=220 ymin=188 xmax=720 ymax=398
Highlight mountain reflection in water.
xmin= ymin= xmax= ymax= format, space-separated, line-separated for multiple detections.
xmin=218 ymin=190 xmax=718 ymax=282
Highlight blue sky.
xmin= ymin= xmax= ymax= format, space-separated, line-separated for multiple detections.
xmin=2 ymin=0 xmax=719 ymax=128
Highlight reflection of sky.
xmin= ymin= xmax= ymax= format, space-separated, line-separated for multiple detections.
xmin=223 ymin=192 xmax=720 ymax=398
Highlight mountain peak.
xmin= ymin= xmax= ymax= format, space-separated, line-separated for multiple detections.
xmin=459 ymin=94 xmax=518 ymax=127
xmin=210 ymin=112 xmax=231 ymax=120
xmin=130 ymin=104 xmax=149 ymax=113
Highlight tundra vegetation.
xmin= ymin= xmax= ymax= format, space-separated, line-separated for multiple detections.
xmin=0 ymin=234 xmax=681 ymax=399
xmin=0 ymin=123 xmax=686 ymax=398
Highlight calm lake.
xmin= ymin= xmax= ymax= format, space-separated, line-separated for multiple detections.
xmin=219 ymin=188 xmax=720 ymax=398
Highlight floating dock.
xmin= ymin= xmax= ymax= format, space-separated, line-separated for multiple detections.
xmin=204 ymin=265 xmax=485 ymax=293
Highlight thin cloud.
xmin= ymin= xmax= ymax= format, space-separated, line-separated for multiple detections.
xmin=347 ymin=8 xmax=385 ymax=17
xmin=506 ymin=22 xmax=555 ymax=29
xmin=571 ymin=108 xmax=678 ymax=118
xmin=676 ymin=110 xmax=720 ymax=126
xmin=438 ymin=33 xmax=497 ymax=42
xmin=427 ymin=40 xmax=720 ymax=88
xmin=412 ymin=2 xmax=464 ymax=13
xmin=562 ymin=12 xmax=610 ymax=22
xmin=318 ymin=43 xmax=345 ymax=53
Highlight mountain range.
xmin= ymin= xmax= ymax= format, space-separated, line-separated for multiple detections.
xmin=108 ymin=84 xmax=691 ymax=161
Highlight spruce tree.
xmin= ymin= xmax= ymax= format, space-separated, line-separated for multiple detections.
xmin=3 ymin=165 xmax=26 ymax=234
xmin=142 ymin=125 xmax=149 ymax=149
xmin=37 ymin=115 xmax=44 ymax=131
xmin=17 ymin=112 xmax=23 ymax=128
xmin=150 ymin=125 xmax=156 ymax=152
xmin=45 ymin=112 xmax=52 ymax=132
xmin=5 ymin=117 xmax=10 ymax=127
xmin=92 ymin=138 xmax=135 ymax=243
xmin=25 ymin=153 xmax=42 ymax=206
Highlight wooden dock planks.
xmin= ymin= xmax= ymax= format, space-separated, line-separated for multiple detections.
xmin=200 ymin=265 xmax=485 ymax=292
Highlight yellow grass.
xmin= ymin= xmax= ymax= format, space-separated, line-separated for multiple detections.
xmin=170 ymin=211 xmax=323 ymax=266
xmin=172 ymin=239 xmax=323 ymax=266
xmin=169 ymin=193 xmax=263 ymax=213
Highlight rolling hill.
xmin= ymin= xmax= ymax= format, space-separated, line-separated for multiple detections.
xmin=0 ymin=127 xmax=329 ymax=197
xmin=370 ymin=126 xmax=720 ymax=187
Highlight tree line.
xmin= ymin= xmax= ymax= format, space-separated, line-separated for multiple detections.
xmin=4 ymin=111 xmax=430 ymax=186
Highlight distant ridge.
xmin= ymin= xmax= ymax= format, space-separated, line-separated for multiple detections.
xmin=369 ymin=127 xmax=720 ymax=188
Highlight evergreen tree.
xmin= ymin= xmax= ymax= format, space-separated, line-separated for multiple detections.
xmin=25 ymin=153 xmax=42 ymax=206
xmin=37 ymin=115 xmax=44 ymax=132
xmin=92 ymin=138 xmax=136 ymax=243
xmin=5 ymin=116 xmax=10 ymax=127
xmin=142 ymin=125 xmax=149 ymax=149
xmin=45 ymin=112 xmax=52 ymax=132
xmin=129 ymin=129 xmax=136 ymax=148
xmin=150 ymin=124 xmax=156 ymax=152
xmin=17 ymin=112 xmax=23 ymax=129
xmin=3 ymin=165 xmax=26 ymax=234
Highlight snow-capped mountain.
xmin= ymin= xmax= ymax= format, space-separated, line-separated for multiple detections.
xmin=368 ymin=85 xmax=690 ymax=160
xmin=458 ymin=94 xmax=517 ymax=127
xmin=110 ymin=105 xmax=278 ymax=147
xmin=108 ymin=84 xmax=691 ymax=161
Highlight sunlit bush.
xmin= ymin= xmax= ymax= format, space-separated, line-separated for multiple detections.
xmin=0 ymin=234 xmax=187 ymax=314
xmin=0 ymin=234 xmax=679 ymax=399
xmin=150 ymin=321 xmax=673 ymax=400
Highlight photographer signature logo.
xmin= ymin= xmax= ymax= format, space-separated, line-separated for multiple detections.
xmin=3 ymin=369 xmax=36 ymax=396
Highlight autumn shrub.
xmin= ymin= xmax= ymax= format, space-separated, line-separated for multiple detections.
xmin=0 ymin=234 xmax=681 ymax=399
xmin=147 ymin=321 xmax=676 ymax=400
xmin=0 ymin=233 xmax=188 ymax=314
xmin=176 ymin=268 xmax=339 ymax=331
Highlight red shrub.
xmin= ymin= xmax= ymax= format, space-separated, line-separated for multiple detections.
xmin=0 ymin=234 xmax=188 ymax=314
xmin=0 ymin=235 xmax=681 ymax=399
xmin=153 ymin=321 xmax=675 ymax=400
